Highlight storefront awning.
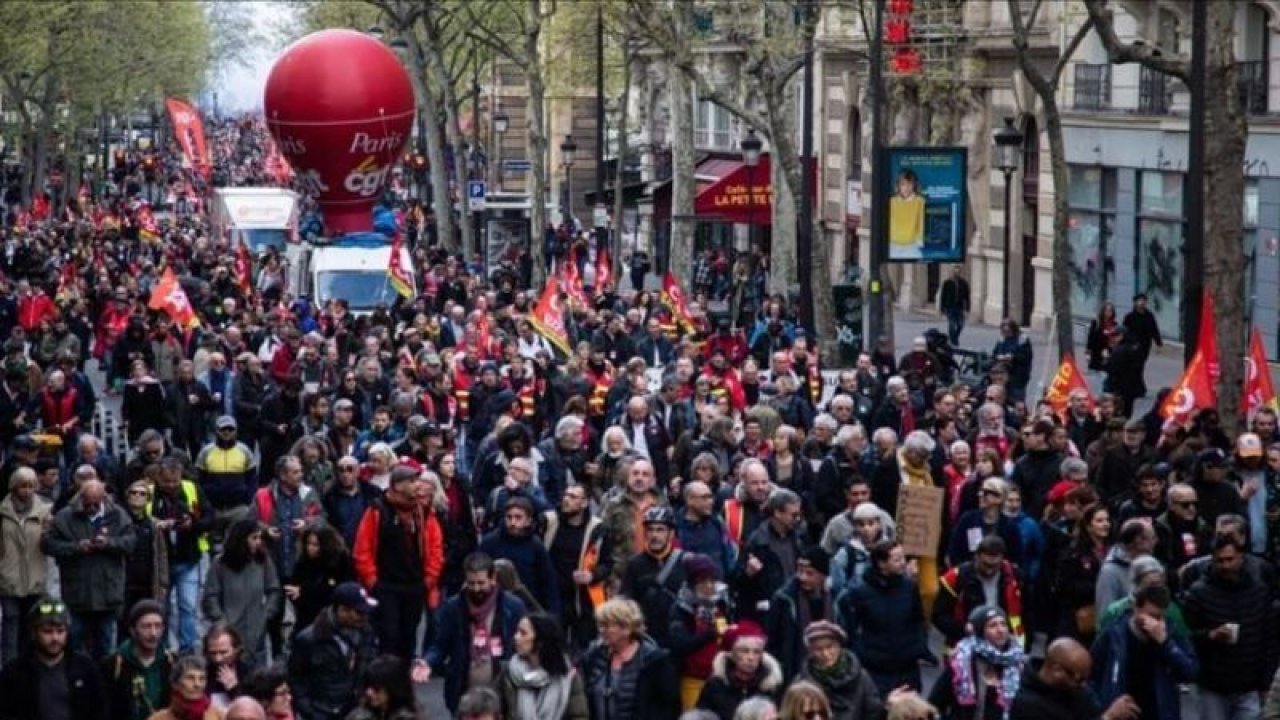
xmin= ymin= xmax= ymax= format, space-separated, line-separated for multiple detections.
xmin=694 ymin=155 xmax=772 ymax=225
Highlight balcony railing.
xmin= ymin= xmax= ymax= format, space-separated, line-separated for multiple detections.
xmin=1074 ymin=64 xmax=1111 ymax=111
xmin=1239 ymin=61 xmax=1269 ymax=115
xmin=1138 ymin=66 xmax=1172 ymax=115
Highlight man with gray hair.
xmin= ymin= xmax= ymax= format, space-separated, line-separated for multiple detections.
xmin=535 ymin=415 xmax=588 ymax=507
xmin=815 ymin=423 xmax=869 ymax=524
xmin=871 ymin=375 xmax=919 ymax=438
xmin=802 ymin=412 xmax=840 ymax=462
xmin=1096 ymin=517 xmax=1158 ymax=612
xmin=733 ymin=487 xmax=805 ymax=621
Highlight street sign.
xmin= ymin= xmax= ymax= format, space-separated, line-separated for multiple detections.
xmin=467 ymin=180 xmax=486 ymax=211
xmin=502 ymin=159 xmax=531 ymax=172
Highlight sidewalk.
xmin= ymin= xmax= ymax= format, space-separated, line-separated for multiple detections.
xmin=891 ymin=310 xmax=1184 ymax=418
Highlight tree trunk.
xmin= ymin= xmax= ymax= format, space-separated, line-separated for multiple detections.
xmin=768 ymin=87 xmax=799 ymax=299
xmin=1044 ymin=98 xmax=1076 ymax=360
xmin=409 ymin=45 xmax=455 ymax=253
xmin=1204 ymin=2 xmax=1247 ymax=436
xmin=419 ymin=18 xmax=475 ymax=258
xmin=669 ymin=62 xmax=695 ymax=284
xmin=526 ymin=0 xmax=548 ymax=288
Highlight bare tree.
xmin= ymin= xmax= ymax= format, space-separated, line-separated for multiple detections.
xmin=625 ymin=0 xmax=837 ymax=357
xmin=1084 ymin=0 xmax=1247 ymax=434
xmin=1008 ymin=0 xmax=1095 ymax=360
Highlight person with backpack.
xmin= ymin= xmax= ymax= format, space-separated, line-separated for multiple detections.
xmin=619 ymin=506 xmax=688 ymax=649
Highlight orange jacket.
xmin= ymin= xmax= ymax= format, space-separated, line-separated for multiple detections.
xmin=353 ymin=502 xmax=445 ymax=608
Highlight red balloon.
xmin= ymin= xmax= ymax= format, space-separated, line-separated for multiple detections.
xmin=264 ymin=29 xmax=415 ymax=235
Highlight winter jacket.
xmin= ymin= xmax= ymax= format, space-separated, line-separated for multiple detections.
xmin=837 ymin=565 xmax=930 ymax=676
xmin=1182 ymin=567 xmax=1277 ymax=694
xmin=1089 ymin=607 xmax=1197 ymax=720
xmin=1094 ymin=545 xmax=1138 ymax=615
xmin=201 ymin=555 xmax=281 ymax=660
xmin=480 ymin=527 xmax=562 ymax=616
xmin=0 ymin=649 xmax=109 ymax=720
xmin=194 ymin=441 xmax=257 ymax=510
xmin=425 ymin=590 xmax=526 ymax=712
xmin=40 ymin=492 xmax=137 ymax=612
xmin=288 ymin=607 xmax=377 ymax=720
xmin=352 ymin=497 xmax=444 ymax=606
xmin=732 ymin=521 xmax=804 ymax=621
xmin=1093 ymin=444 xmax=1154 ymax=509
xmin=934 ymin=560 xmax=1025 ymax=647
xmin=1052 ymin=542 xmax=1105 ymax=638
xmin=675 ymin=512 xmax=736 ymax=580
xmin=666 ymin=587 xmax=732 ymax=680
xmin=765 ymin=578 xmax=834 ymax=682
xmin=946 ymin=510 xmax=1024 ymax=568
xmin=794 ymin=650 xmax=885 ymax=720
xmin=252 ymin=481 xmax=326 ymax=579
xmin=1010 ymin=448 xmax=1064 ymax=521
xmin=696 ymin=651 xmax=784 ymax=720
xmin=1009 ymin=670 xmax=1103 ymax=720
xmin=581 ymin=636 xmax=681 ymax=720
xmin=0 ymin=494 xmax=52 ymax=597
xmin=103 ymin=641 xmax=175 ymax=720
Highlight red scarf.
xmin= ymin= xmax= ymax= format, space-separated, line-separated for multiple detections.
xmin=169 ymin=691 xmax=212 ymax=720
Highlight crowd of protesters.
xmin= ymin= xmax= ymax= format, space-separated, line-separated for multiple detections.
xmin=0 ymin=113 xmax=1278 ymax=720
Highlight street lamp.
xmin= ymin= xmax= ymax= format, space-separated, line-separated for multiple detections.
xmin=992 ymin=116 xmax=1024 ymax=322
xmin=561 ymin=135 xmax=577 ymax=226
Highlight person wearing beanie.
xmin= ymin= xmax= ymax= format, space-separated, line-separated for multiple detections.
xmin=353 ymin=464 xmax=445 ymax=661
xmin=696 ymin=620 xmax=784 ymax=720
xmin=669 ymin=552 xmax=733 ymax=709
xmin=837 ymin=539 xmax=931 ymax=696
xmin=794 ymin=617 xmax=883 ymax=720
xmin=932 ymin=604 xmax=1028 ymax=720
xmin=0 ymin=597 xmax=108 ymax=720
xmin=765 ymin=545 xmax=833 ymax=682
xmin=104 ymin=598 xmax=176 ymax=720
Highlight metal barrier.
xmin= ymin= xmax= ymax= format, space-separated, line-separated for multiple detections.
xmin=92 ymin=404 xmax=130 ymax=463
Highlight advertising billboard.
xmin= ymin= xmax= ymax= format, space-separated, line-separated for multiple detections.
xmin=884 ymin=147 xmax=968 ymax=263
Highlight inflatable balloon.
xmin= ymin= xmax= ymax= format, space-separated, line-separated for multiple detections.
xmin=264 ymin=29 xmax=415 ymax=236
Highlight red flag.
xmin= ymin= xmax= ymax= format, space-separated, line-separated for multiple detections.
xmin=1197 ymin=289 xmax=1220 ymax=382
xmin=560 ymin=258 xmax=590 ymax=309
xmin=137 ymin=203 xmax=160 ymax=242
xmin=148 ymin=267 xmax=200 ymax=328
xmin=661 ymin=272 xmax=696 ymax=333
xmin=528 ymin=277 xmax=571 ymax=355
xmin=595 ymin=245 xmax=612 ymax=291
xmin=387 ymin=233 xmax=416 ymax=298
xmin=165 ymin=97 xmax=210 ymax=179
xmin=1160 ymin=350 xmax=1217 ymax=424
xmin=234 ymin=243 xmax=253 ymax=295
xmin=1244 ymin=327 xmax=1278 ymax=419
xmin=1043 ymin=353 xmax=1094 ymax=418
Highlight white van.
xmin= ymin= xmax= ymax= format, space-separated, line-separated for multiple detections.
xmin=211 ymin=188 xmax=299 ymax=254
xmin=290 ymin=233 xmax=415 ymax=315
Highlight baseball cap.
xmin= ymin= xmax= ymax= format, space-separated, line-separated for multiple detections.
xmin=1198 ymin=447 xmax=1228 ymax=467
xmin=332 ymin=582 xmax=378 ymax=614
xmin=216 ymin=416 xmax=238 ymax=431
xmin=28 ymin=598 xmax=69 ymax=627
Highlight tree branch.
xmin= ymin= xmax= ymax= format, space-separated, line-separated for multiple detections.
xmin=1024 ymin=0 xmax=1045 ymax=35
xmin=1052 ymin=15 xmax=1095 ymax=86
xmin=1082 ymin=0 xmax=1191 ymax=83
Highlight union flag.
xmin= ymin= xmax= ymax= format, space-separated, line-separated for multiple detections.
xmin=1043 ymin=353 xmax=1094 ymax=418
xmin=387 ymin=233 xmax=416 ymax=298
xmin=595 ymin=244 xmax=612 ymax=291
xmin=147 ymin=267 xmax=200 ymax=328
xmin=1160 ymin=350 xmax=1216 ymax=424
xmin=661 ymin=272 xmax=696 ymax=333
xmin=1244 ymin=327 xmax=1278 ymax=419
xmin=529 ymin=276 xmax=571 ymax=356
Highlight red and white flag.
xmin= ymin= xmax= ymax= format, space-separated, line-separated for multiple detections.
xmin=148 ymin=267 xmax=200 ymax=328
xmin=1244 ymin=327 xmax=1278 ymax=419
xmin=1161 ymin=350 xmax=1217 ymax=424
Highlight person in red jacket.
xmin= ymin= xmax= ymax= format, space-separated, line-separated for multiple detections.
xmin=353 ymin=464 xmax=444 ymax=661
xmin=16 ymin=280 xmax=56 ymax=335
xmin=701 ymin=349 xmax=746 ymax=412
xmin=268 ymin=328 xmax=301 ymax=385
xmin=93 ymin=289 xmax=132 ymax=362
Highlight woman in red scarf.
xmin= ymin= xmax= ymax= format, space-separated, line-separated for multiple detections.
xmin=147 ymin=655 xmax=221 ymax=720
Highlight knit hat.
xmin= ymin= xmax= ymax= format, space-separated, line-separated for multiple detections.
xmin=967 ymin=605 xmax=1007 ymax=635
xmin=720 ymin=620 xmax=767 ymax=652
xmin=803 ymin=620 xmax=847 ymax=647
xmin=798 ymin=546 xmax=830 ymax=577
xmin=28 ymin=597 xmax=69 ymax=628
xmin=851 ymin=502 xmax=882 ymax=521
xmin=128 ymin=599 xmax=165 ymax=629
xmin=684 ymin=553 xmax=719 ymax=585
xmin=1046 ymin=480 xmax=1078 ymax=506
xmin=1129 ymin=555 xmax=1165 ymax=585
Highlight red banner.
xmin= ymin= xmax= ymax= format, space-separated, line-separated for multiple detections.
xmin=165 ymin=97 xmax=211 ymax=179
xmin=1244 ymin=327 xmax=1278 ymax=419
xmin=137 ymin=203 xmax=160 ymax=242
xmin=1197 ymin=289 xmax=1220 ymax=382
xmin=1043 ymin=353 xmax=1094 ymax=418
xmin=596 ymin=245 xmax=612 ymax=291
xmin=661 ymin=272 xmax=696 ymax=333
xmin=529 ymin=276 xmax=571 ymax=355
xmin=235 ymin=242 xmax=253 ymax=296
xmin=148 ymin=267 xmax=200 ymax=328
xmin=1160 ymin=350 xmax=1217 ymax=424
xmin=560 ymin=258 xmax=590 ymax=309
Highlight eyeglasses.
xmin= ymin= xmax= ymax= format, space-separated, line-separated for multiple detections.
xmin=128 ymin=489 xmax=149 ymax=497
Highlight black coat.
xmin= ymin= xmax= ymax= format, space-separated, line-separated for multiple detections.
xmin=288 ymin=607 xmax=378 ymax=720
xmin=1010 ymin=448 xmax=1065 ymax=521
xmin=0 ymin=650 xmax=109 ymax=720
xmin=696 ymin=651 xmax=784 ymax=720
xmin=1009 ymin=671 xmax=1103 ymax=720
xmin=581 ymin=637 xmax=681 ymax=720
xmin=837 ymin=565 xmax=930 ymax=675
xmin=1182 ymin=568 xmax=1276 ymax=694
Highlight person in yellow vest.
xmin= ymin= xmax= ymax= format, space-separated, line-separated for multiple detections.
xmin=790 ymin=337 xmax=823 ymax=409
xmin=583 ymin=351 xmax=614 ymax=431
xmin=888 ymin=167 xmax=926 ymax=260
xmin=147 ymin=457 xmax=214 ymax=653
xmin=542 ymin=484 xmax=610 ymax=655
xmin=723 ymin=460 xmax=774 ymax=553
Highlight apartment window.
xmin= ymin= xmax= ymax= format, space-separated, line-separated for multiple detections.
xmin=1137 ymin=171 xmax=1185 ymax=341
xmin=1138 ymin=67 xmax=1172 ymax=115
xmin=694 ymin=97 xmax=733 ymax=150
xmin=1068 ymin=165 xmax=1117 ymax=318
xmin=1073 ymin=64 xmax=1111 ymax=110
xmin=1240 ymin=4 xmax=1270 ymax=114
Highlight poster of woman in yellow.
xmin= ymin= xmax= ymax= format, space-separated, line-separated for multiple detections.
xmin=888 ymin=167 xmax=925 ymax=259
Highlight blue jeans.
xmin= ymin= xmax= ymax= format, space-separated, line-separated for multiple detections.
xmin=1199 ymin=689 xmax=1261 ymax=720
xmin=169 ymin=562 xmax=201 ymax=652
xmin=70 ymin=610 xmax=118 ymax=660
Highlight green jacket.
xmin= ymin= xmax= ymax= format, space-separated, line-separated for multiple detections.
xmin=1097 ymin=595 xmax=1191 ymax=639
